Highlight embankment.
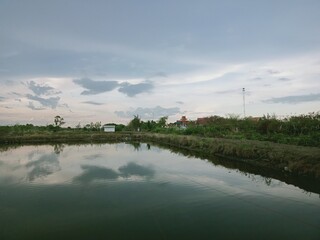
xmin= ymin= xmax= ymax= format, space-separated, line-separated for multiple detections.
xmin=1 ymin=132 xmax=319 ymax=179
xmin=140 ymin=133 xmax=320 ymax=180
xmin=0 ymin=132 xmax=135 ymax=144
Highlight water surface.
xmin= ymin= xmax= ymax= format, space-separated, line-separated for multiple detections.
xmin=0 ymin=143 xmax=319 ymax=239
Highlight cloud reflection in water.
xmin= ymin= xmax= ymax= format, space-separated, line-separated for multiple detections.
xmin=73 ymin=162 xmax=155 ymax=184
xmin=119 ymin=162 xmax=155 ymax=178
xmin=73 ymin=165 xmax=119 ymax=183
xmin=26 ymin=153 xmax=61 ymax=181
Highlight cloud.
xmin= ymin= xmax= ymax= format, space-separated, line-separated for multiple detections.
xmin=1 ymin=1 xmax=320 ymax=124
xmin=0 ymin=96 xmax=5 ymax=101
xmin=278 ymin=77 xmax=291 ymax=82
xmin=176 ymin=101 xmax=184 ymax=105
xmin=11 ymin=92 xmax=23 ymax=96
xmin=118 ymin=162 xmax=154 ymax=178
xmin=73 ymin=162 xmax=154 ymax=183
xmin=264 ymin=93 xmax=320 ymax=104
xmin=115 ymin=105 xmax=180 ymax=119
xmin=26 ymin=153 xmax=60 ymax=181
xmin=82 ymin=101 xmax=104 ymax=105
xmin=27 ymin=102 xmax=45 ymax=110
xmin=215 ymin=88 xmax=251 ymax=95
xmin=73 ymin=165 xmax=119 ymax=183
xmin=118 ymin=81 xmax=154 ymax=97
xmin=23 ymin=80 xmax=63 ymax=110
xmin=267 ymin=69 xmax=280 ymax=75
xmin=27 ymin=80 xmax=60 ymax=96
xmin=149 ymin=72 xmax=168 ymax=78
xmin=26 ymin=94 xmax=60 ymax=109
xmin=73 ymin=78 xmax=119 ymax=95
xmin=73 ymin=78 xmax=154 ymax=97
xmin=215 ymin=89 xmax=238 ymax=94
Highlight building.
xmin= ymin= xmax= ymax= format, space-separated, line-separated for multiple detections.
xmin=103 ymin=124 xmax=116 ymax=132
xmin=175 ymin=116 xmax=189 ymax=129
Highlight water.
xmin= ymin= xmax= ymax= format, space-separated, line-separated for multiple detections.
xmin=0 ymin=143 xmax=319 ymax=240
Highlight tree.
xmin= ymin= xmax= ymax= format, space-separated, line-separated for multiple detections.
xmin=94 ymin=122 xmax=102 ymax=131
xmin=142 ymin=120 xmax=157 ymax=131
xmin=83 ymin=122 xmax=102 ymax=131
xmin=75 ymin=122 xmax=81 ymax=129
xmin=54 ymin=116 xmax=65 ymax=127
xmin=157 ymin=116 xmax=168 ymax=128
xmin=128 ymin=115 xmax=141 ymax=131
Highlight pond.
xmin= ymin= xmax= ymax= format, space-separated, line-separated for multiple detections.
xmin=0 ymin=143 xmax=319 ymax=240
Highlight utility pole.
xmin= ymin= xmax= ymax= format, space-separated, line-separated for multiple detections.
xmin=242 ymin=88 xmax=246 ymax=118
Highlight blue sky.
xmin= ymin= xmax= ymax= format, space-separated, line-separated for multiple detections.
xmin=1 ymin=0 xmax=320 ymax=126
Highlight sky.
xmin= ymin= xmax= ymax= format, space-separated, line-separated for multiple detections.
xmin=1 ymin=0 xmax=320 ymax=126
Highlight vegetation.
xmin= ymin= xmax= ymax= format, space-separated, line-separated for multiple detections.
xmin=128 ymin=112 xmax=320 ymax=147
xmin=123 ymin=115 xmax=169 ymax=132
xmin=142 ymin=133 xmax=320 ymax=179
xmin=0 ymin=112 xmax=319 ymax=147
xmin=54 ymin=115 xmax=65 ymax=127
xmin=126 ymin=115 xmax=141 ymax=131
xmin=0 ymin=112 xmax=319 ymax=179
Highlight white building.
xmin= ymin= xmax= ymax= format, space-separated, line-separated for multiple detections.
xmin=103 ymin=124 xmax=116 ymax=132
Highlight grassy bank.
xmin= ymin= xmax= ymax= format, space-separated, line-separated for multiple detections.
xmin=141 ymin=133 xmax=320 ymax=179
xmin=129 ymin=112 xmax=320 ymax=147
xmin=0 ymin=131 xmax=139 ymax=144
xmin=1 ymin=131 xmax=320 ymax=180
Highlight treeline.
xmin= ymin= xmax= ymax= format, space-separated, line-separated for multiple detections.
xmin=0 ymin=124 xmax=61 ymax=135
xmin=0 ymin=112 xmax=319 ymax=147
xmin=154 ymin=112 xmax=320 ymax=147
xmin=0 ymin=122 xmax=126 ymax=134
xmin=125 ymin=116 xmax=167 ymax=132
xmin=120 ymin=112 xmax=320 ymax=147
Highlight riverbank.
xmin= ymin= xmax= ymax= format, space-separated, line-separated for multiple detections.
xmin=0 ymin=131 xmax=135 ymax=144
xmin=142 ymin=133 xmax=320 ymax=179
xmin=1 ymin=131 xmax=319 ymax=180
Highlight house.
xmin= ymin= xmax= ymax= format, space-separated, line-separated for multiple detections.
xmin=175 ymin=116 xmax=189 ymax=129
xmin=103 ymin=124 xmax=116 ymax=132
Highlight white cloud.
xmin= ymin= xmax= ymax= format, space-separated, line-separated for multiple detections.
xmin=115 ymin=106 xmax=181 ymax=120
xmin=264 ymin=93 xmax=320 ymax=104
